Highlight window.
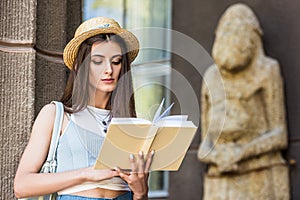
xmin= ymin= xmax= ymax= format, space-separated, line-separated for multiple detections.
xmin=83 ymin=0 xmax=172 ymax=197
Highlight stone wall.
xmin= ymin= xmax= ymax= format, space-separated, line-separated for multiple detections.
xmin=35 ymin=0 xmax=81 ymax=114
xmin=0 ymin=1 xmax=36 ymax=199
xmin=0 ymin=0 xmax=81 ymax=198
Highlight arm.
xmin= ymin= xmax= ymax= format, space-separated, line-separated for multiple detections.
xmin=14 ymin=104 xmax=118 ymax=198
xmin=198 ymin=67 xmax=228 ymax=164
xmin=198 ymin=81 xmax=211 ymax=162
xmin=239 ymin=63 xmax=288 ymax=160
xmin=215 ymin=63 xmax=288 ymax=172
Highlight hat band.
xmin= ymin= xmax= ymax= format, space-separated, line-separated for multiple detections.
xmin=95 ymin=23 xmax=111 ymax=28
xmin=80 ymin=23 xmax=112 ymax=35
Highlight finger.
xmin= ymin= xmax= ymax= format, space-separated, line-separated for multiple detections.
xmin=138 ymin=151 xmax=145 ymax=174
xmin=145 ymin=150 xmax=155 ymax=173
xmin=114 ymin=166 xmax=121 ymax=174
xmin=114 ymin=167 xmax=129 ymax=182
xmin=129 ymin=154 xmax=137 ymax=174
xmin=114 ymin=167 xmax=130 ymax=175
xmin=108 ymin=169 xmax=119 ymax=177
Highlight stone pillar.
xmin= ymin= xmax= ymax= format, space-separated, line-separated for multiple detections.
xmin=0 ymin=0 xmax=81 ymax=198
xmin=0 ymin=0 xmax=36 ymax=199
xmin=35 ymin=0 xmax=82 ymax=114
xmin=35 ymin=0 xmax=67 ymax=114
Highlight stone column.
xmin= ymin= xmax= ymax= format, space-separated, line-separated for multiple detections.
xmin=35 ymin=0 xmax=68 ymax=114
xmin=0 ymin=0 xmax=81 ymax=198
xmin=35 ymin=0 xmax=82 ymax=114
xmin=0 ymin=0 xmax=36 ymax=199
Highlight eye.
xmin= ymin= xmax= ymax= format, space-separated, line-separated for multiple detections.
xmin=112 ymin=59 xmax=122 ymax=65
xmin=91 ymin=60 xmax=103 ymax=65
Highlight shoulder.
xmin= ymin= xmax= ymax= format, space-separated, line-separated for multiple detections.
xmin=260 ymin=57 xmax=280 ymax=72
xmin=34 ymin=103 xmax=58 ymax=131
xmin=37 ymin=103 xmax=56 ymax=120
xmin=203 ymin=64 xmax=219 ymax=78
xmin=259 ymin=57 xmax=282 ymax=79
xmin=202 ymin=64 xmax=223 ymax=91
xmin=202 ymin=64 xmax=223 ymax=84
xmin=40 ymin=103 xmax=56 ymax=113
xmin=255 ymin=57 xmax=284 ymax=91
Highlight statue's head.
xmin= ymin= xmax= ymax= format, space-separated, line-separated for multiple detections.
xmin=212 ymin=3 xmax=263 ymax=73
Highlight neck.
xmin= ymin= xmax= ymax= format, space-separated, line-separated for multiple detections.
xmin=88 ymin=88 xmax=112 ymax=109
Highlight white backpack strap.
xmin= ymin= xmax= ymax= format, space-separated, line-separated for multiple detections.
xmin=46 ymin=101 xmax=64 ymax=162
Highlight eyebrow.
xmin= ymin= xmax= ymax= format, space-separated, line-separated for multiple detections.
xmin=91 ymin=54 xmax=123 ymax=59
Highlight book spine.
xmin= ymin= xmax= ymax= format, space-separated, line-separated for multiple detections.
xmin=140 ymin=125 xmax=159 ymax=153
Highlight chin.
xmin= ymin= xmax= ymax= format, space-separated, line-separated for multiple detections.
xmin=98 ymin=86 xmax=117 ymax=93
xmin=213 ymin=42 xmax=254 ymax=73
xmin=214 ymin=52 xmax=252 ymax=73
xmin=220 ymin=60 xmax=249 ymax=72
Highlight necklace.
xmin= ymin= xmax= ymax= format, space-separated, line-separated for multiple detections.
xmin=86 ymin=107 xmax=111 ymax=133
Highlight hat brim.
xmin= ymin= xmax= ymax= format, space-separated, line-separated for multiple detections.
xmin=63 ymin=27 xmax=139 ymax=69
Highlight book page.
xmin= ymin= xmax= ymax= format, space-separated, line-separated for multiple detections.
xmin=94 ymin=123 xmax=153 ymax=170
xmin=149 ymin=126 xmax=197 ymax=170
xmin=152 ymin=99 xmax=175 ymax=122
xmin=155 ymin=120 xmax=196 ymax=127
xmin=160 ymin=115 xmax=188 ymax=121
xmin=110 ymin=117 xmax=151 ymax=125
xmin=152 ymin=98 xmax=165 ymax=122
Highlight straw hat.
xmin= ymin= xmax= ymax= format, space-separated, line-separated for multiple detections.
xmin=63 ymin=17 xmax=140 ymax=69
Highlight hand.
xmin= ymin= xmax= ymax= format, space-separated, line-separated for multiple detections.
xmin=115 ymin=150 xmax=155 ymax=200
xmin=213 ymin=143 xmax=244 ymax=172
xmin=79 ymin=167 xmax=119 ymax=182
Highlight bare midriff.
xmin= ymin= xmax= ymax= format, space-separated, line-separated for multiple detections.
xmin=71 ymin=188 xmax=128 ymax=198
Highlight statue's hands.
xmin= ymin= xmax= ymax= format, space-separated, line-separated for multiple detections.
xmin=198 ymin=140 xmax=246 ymax=173
xmin=212 ymin=143 xmax=244 ymax=172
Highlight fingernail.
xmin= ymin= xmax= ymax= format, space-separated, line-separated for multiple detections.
xmin=151 ymin=150 xmax=155 ymax=155
xmin=139 ymin=151 xmax=143 ymax=156
xmin=130 ymin=154 xmax=134 ymax=160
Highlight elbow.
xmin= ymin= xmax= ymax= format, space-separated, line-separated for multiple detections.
xmin=197 ymin=139 xmax=214 ymax=163
xmin=14 ymin=191 xmax=23 ymax=199
xmin=14 ymin=177 xmax=28 ymax=199
xmin=276 ymin=126 xmax=288 ymax=149
xmin=197 ymin=145 xmax=205 ymax=162
xmin=197 ymin=145 xmax=211 ymax=163
xmin=14 ymin=183 xmax=23 ymax=199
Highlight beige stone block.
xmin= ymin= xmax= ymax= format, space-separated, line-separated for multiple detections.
xmin=0 ymin=0 xmax=36 ymax=43
xmin=35 ymin=53 xmax=67 ymax=115
xmin=0 ymin=50 xmax=35 ymax=199
xmin=36 ymin=0 xmax=67 ymax=52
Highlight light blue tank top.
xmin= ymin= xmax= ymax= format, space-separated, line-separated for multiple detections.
xmin=56 ymin=119 xmax=105 ymax=172
xmin=56 ymin=107 xmax=129 ymax=192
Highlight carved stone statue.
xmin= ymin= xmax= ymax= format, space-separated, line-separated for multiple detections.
xmin=198 ymin=3 xmax=290 ymax=200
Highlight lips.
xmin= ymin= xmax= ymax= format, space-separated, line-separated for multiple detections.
xmin=101 ymin=78 xmax=115 ymax=83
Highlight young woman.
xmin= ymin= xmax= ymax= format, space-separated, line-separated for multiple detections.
xmin=14 ymin=17 xmax=154 ymax=200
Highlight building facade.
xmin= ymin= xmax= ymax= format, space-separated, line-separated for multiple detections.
xmin=0 ymin=0 xmax=299 ymax=199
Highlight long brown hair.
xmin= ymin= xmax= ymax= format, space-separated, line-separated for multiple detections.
xmin=61 ymin=34 xmax=136 ymax=117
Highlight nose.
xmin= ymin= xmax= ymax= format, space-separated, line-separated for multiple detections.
xmin=104 ymin=61 xmax=113 ymax=74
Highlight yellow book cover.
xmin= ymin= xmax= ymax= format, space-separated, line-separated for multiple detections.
xmin=94 ymin=100 xmax=198 ymax=171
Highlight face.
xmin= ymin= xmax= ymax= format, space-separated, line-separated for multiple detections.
xmin=212 ymin=24 xmax=256 ymax=72
xmin=89 ymin=41 xmax=122 ymax=95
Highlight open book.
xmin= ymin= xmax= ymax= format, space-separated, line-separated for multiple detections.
xmin=94 ymin=99 xmax=198 ymax=171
